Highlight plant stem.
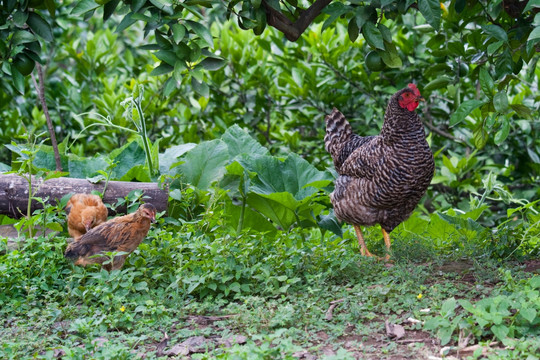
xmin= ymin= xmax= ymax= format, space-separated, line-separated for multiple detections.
xmin=237 ymin=195 xmax=246 ymax=233
xmin=133 ymin=97 xmax=155 ymax=176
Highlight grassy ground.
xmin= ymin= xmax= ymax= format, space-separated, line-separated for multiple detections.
xmin=1 ymin=220 xmax=539 ymax=359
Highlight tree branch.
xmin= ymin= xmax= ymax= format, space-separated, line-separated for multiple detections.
xmin=263 ymin=0 xmax=333 ymax=41
xmin=31 ymin=63 xmax=62 ymax=171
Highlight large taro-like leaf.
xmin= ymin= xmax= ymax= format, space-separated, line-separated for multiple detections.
xmin=235 ymin=152 xmax=333 ymax=230
xmin=175 ymin=139 xmax=229 ymax=190
xmin=111 ymin=140 xmax=147 ymax=180
xmin=221 ymin=124 xmax=269 ymax=159
xmin=224 ymin=197 xmax=276 ymax=234
xmin=239 ymin=153 xmax=333 ymax=200
xmin=68 ymin=155 xmax=109 ymax=179
xmin=159 ymin=143 xmax=196 ymax=175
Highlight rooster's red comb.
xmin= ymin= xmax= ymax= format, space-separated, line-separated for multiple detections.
xmin=408 ymin=83 xmax=421 ymax=97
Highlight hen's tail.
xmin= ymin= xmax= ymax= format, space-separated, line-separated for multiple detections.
xmin=324 ymin=108 xmax=353 ymax=159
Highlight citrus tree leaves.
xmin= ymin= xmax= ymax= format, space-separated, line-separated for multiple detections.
xmin=417 ymin=0 xmax=441 ymax=29
xmin=449 ymin=100 xmax=485 ymax=127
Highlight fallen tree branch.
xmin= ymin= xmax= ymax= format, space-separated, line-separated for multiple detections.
xmin=0 ymin=174 xmax=168 ymax=218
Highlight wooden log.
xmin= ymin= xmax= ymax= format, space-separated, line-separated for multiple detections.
xmin=0 ymin=173 xmax=168 ymax=218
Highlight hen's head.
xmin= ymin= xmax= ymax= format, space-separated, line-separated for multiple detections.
xmin=397 ymin=84 xmax=424 ymax=112
xmin=80 ymin=208 xmax=98 ymax=231
xmin=138 ymin=203 xmax=157 ymax=223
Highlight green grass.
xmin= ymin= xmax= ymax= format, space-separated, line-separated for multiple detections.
xmin=1 ymin=216 xmax=539 ymax=360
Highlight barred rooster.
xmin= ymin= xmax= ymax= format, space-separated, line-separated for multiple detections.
xmin=325 ymin=84 xmax=434 ymax=259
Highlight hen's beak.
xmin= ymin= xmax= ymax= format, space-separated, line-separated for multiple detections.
xmin=418 ymin=96 xmax=426 ymax=102
xmin=151 ymin=213 xmax=156 ymax=224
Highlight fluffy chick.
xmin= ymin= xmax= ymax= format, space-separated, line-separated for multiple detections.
xmin=66 ymin=193 xmax=108 ymax=241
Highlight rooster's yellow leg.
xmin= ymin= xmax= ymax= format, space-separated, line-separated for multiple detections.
xmin=354 ymin=225 xmax=374 ymax=257
xmin=382 ymin=228 xmax=391 ymax=260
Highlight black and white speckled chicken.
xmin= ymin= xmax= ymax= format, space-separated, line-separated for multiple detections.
xmin=325 ymin=84 xmax=434 ymax=259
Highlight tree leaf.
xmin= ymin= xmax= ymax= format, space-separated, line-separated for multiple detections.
xmin=479 ymin=67 xmax=494 ymax=98
xmin=150 ymin=63 xmax=173 ymax=76
xmin=103 ymin=0 xmax=121 ymax=21
xmin=494 ymin=49 xmax=513 ymax=79
xmin=171 ymin=23 xmax=186 ymax=43
xmin=362 ymin=22 xmax=384 ymax=50
xmin=449 ymin=100 xmax=485 ymax=127
xmin=509 ymin=104 xmax=532 ymax=119
xmin=473 ymin=124 xmax=489 ymax=149
xmin=176 ymin=139 xmax=229 ymax=190
xmin=494 ymin=117 xmax=510 ymax=145
xmin=528 ymin=26 xmax=540 ymax=41
xmin=199 ymin=57 xmax=226 ymax=71
xmin=158 ymin=143 xmax=196 ymax=175
xmin=26 ymin=12 xmax=53 ymax=42
xmin=380 ymin=41 xmax=402 ymax=68
xmin=423 ymin=76 xmax=451 ymax=91
xmin=493 ymin=90 xmax=508 ymax=113
xmin=10 ymin=65 xmax=25 ymax=94
xmin=481 ymin=24 xmax=508 ymax=42
xmin=186 ymin=20 xmax=214 ymax=48
xmin=418 ymin=0 xmax=441 ymax=29
xmin=322 ymin=2 xmax=349 ymax=32
xmin=191 ymin=77 xmax=209 ymax=98
xmin=347 ymin=18 xmax=359 ymax=42
xmin=11 ymin=31 xmax=36 ymax=45
xmin=71 ymin=0 xmax=100 ymax=16
xmin=149 ymin=0 xmax=173 ymax=15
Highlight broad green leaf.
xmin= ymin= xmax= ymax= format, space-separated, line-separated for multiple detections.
xmin=158 ymin=143 xmax=196 ymax=175
xmin=378 ymin=24 xmax=392 ymax=42
xmin=509 ymin=104 xmax=532 ymax=119
xmin=449 ymin=100 xmax=485 ymax=127
xmin=155 ymin=50 xmax=177 ymax=66
xmin=150 ymin=63 xmax=173 ymax=76
xmin=481 ymin=24 xmax=508 ymax=42
xmin=524 ymin=0 xmax=540 ymax=13
xmin=224 ymin=197 xmax=277 ymax=234
xmin=495 ymin=49 xmax=513 ymax=79
xmin=121 ymin=164 xmax=151 ymax=182
xmin=519 ymin=307 xmax=537 ymax=323
xmin=528 ymin=26 xmax=540 ymax=41
xmin=176 ymin=139 xmax=229 ymax=190
xmin=116 ymin=12 xmax=136 ymax=33
xmin=199 ymin=57 xmax=226 ymax=71
xmin=149 ymin=0 xmax=173 ymax=14
xmin=13 ymin=11 xmax=29 ymax=26
xmin=103 ymin=0 xmax=120 ymax=21
xmin=493 ymin=91 xmax=508 ymax=113
xmin=68 ymin=155 xmax=109 ymax=179
xmin=322 ymin=2 xmax=349 ymax=32
xmin=318 ymin=210 xmax=343 ymax=237
xmin=71 ymin=0 xmax=100 ymax=15
xmin=380 ymin=41 xmax=402 ymax=68
xmin=11 ymin=65 xmax=25 ymax=94
xmin=473 ymin=125 xmax=489 ymax=149
xmin=491 ymin=325 xmax=509 ymax=341
xmin=423 ymin=77 xmax=451 ymax=91
xmin=441 ymin=297 xmax=457 ymax=317
xmin=11 ymin=31 xmax=35 ymax=45
xmin=355 ymin=5 xmax=377 ymax=31
xmin=221 ymin=125 xmax=269 ymax=159
xmin=171 ymin=23 xmax=186 ymax=43
xmin=26 ymin=12 xmax=53 ymax=42
xmin=246 ymin=193 xmax=297 ymax=230
xmin=479 ymin=67 xmax=494 ymax=98
xmin=418 ymin=0 xmax=441 ymax=29
xmin=191 ymin=77 xmax=209 ymax=98
xmin=186 ymin=20 xmax=214 ymax=48
xmin=362 ymin=22 xmax=384 ymax=50
xmin=111 ymin=141 xmax=146 ymax=179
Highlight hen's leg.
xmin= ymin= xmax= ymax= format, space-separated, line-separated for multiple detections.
xmin=382 ymin=229 xmax=391 ymax=260
xmin=354 ymin=225 xmax=374 ymax=257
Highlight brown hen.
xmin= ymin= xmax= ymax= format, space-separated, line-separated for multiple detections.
xmin=66 ymin=193 xmax=108 ymax=240
xmin=325 ymin=84 xmax=434 ymax=259
xmin=64 ymin=203 xmax=157 ymax=271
